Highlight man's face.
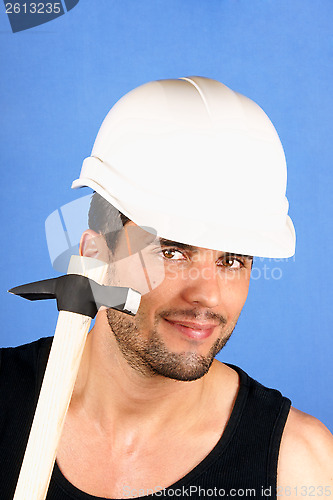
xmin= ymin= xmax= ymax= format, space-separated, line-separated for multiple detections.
xmin=106 ymin=223 xmax=252 ymax=381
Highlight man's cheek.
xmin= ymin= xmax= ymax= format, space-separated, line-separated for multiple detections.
xmin=220 ymin=287 xmax=249 ymax=317
xmin=108 ymin=253 xmax=165 ymax=296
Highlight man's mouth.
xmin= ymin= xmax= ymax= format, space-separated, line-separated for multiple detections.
xmin=162 ymin=318 xmax=219 ymax=341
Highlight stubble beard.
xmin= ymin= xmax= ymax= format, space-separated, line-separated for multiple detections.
xmin=106 ymin=308 xmax=237 ymax=382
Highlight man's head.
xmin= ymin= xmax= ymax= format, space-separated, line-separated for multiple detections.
xmin=81 ymin=192 xmax=252 ymax=381
xmin=74 ymin=76 xmax=295 ymax=380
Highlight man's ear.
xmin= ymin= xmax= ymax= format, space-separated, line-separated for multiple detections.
xmin=79 ymin=230 xmax=110 ymax=262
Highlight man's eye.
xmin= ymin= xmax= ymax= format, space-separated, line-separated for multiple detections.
xmin=219 ymin=257 xmax=242 ymax=269
xmin=161 ymin=249 xmax=186 ymax=260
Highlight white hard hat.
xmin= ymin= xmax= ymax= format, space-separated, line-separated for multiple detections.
xmin=72 ymin=76 xmax=295 ymax=258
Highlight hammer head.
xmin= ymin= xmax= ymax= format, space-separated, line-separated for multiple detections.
xmin=9 ymin=275 xmax=141 ymax=317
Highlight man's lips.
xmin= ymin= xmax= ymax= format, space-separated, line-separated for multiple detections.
xmin=163 ymin=318 xmax=219 ymax=340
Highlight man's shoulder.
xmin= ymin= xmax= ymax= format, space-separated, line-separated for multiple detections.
xmin=217 ymin=361 xmax=333 ymax=489
xmin=278 ymin=407 xmax=333 ymax=491
xmin=0 ymin=336 xmax=52 ymax=361
xmin=0 ymin=336 xmax=52 ymax=385
xmin=0 ymin=337 xmax=53 ymax=498
xmin=217 ymin=361 xmax=291 ymax=409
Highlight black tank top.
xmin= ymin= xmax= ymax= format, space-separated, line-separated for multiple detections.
xmin=0 ymin=337 xmax=290 ymax=499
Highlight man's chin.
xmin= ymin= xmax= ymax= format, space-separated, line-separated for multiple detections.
xmin=107 ymin=307 xmax=235 ymax=381
xmin=147 ymin=351 xmax=215 ymax=382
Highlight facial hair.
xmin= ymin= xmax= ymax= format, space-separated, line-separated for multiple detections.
xmin=106 ymin=307 xmax=237 ymax=382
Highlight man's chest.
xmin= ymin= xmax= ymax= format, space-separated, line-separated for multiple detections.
xmin=56 ymin=422 xmax=224 ymax=499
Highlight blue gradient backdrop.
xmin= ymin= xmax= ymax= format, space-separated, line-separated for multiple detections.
xmin=0 ymin=1 xmax=332 ymax=429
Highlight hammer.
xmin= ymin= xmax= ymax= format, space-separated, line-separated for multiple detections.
xmin=9 ymin=255 xmax=141 ymax=500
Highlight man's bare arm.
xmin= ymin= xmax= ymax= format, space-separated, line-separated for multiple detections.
xmin=277 ymin=407 xmax=333 ymax=497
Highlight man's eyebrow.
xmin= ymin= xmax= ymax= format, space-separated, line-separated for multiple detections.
xmin=225 ymin=252 xmax=253 ymax=260
xmin=156 ymin=238 xmax=253 ymax=259
xmin=157 ymin=238 xmax=196 ymax=252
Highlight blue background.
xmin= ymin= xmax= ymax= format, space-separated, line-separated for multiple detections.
xmin=0 ymin=1 xmax=332 ymax=430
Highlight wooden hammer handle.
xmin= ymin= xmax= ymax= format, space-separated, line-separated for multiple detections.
xmin=13 ymin=256 xmax=107 ymax=500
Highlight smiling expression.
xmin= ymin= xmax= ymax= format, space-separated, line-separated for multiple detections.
xmin=106 ymin=224 xmax=252 ymax=381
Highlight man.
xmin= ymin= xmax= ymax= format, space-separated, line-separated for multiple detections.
xmin=1 ymin=77 xmax=332 ymax=499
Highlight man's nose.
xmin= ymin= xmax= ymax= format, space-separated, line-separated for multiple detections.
xmin=180 ymin=261 xmax=222 ymax=309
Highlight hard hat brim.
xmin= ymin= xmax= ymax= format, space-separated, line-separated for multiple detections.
xmin=72 ymin=176 xmax=296 ymax=259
